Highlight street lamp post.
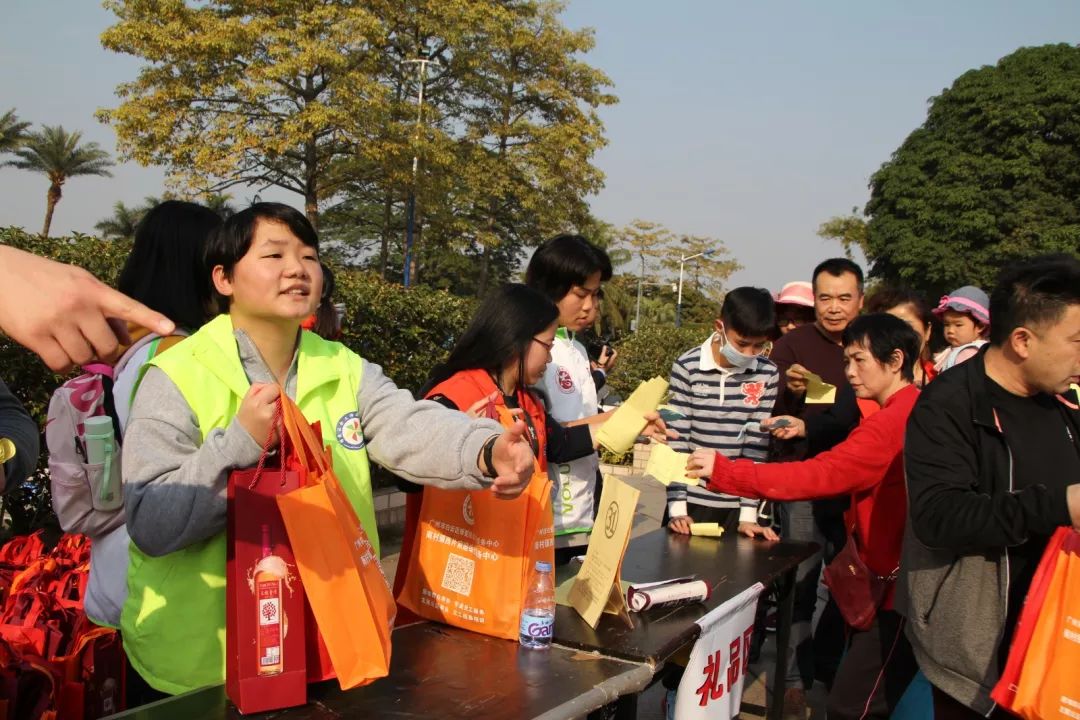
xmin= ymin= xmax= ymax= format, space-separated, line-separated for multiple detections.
xmin=676 ymin=249 xmax=713 ymax=328
xmin=403 ymin=52 xmax=440 ymax=288
xmin=633 ymin=278 xmax=678 ymax=332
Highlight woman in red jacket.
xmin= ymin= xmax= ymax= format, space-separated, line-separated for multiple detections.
xmin=686 ymin=313 xmax=923 ymax=720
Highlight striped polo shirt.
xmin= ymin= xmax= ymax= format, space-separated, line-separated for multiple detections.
xmin=666 ymin=334 xmax=779 ymax=522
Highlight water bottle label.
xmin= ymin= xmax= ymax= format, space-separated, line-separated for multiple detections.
xmin=519 ymin=612 xmax=553 ymax=639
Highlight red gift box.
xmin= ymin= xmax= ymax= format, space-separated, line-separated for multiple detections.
xmin=226 ymin=461 xmax=307 ymax=714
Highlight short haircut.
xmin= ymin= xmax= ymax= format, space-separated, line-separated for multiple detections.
xmin=205 ymin=202 xmax=319 ymax=312
xmin=720 ymin=287 xmax=776 ymax=338
xmin=989 ymin=254 xmax=1080 ymax=346
xmin=842 ymin=313 xmax=921 ymax=382
xmin=865 ymin=285 xmax=933 ymax=330
xmin=812 ymin=258 xmax=864 ymax=294
xmin=524 ymin=234 xmax=612 ymax=302
xmin=116 ymin=200 xmax=221 ymax=330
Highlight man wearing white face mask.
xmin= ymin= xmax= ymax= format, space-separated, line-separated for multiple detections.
xmin=665 ymin=287 xmax=780 ymax=539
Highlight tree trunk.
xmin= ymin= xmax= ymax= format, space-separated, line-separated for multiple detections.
xmin=42 ymin=182 xmax=61 ymax=237
xmin=304 ymin=131 xmax=319 ymax=230
xmin=477 ymin=245 xmax=490 ymax=298
xmin=305 ymin=188 xmax=319 ymax=230
xmin=379 ymin=192 xmax=393 ymax=279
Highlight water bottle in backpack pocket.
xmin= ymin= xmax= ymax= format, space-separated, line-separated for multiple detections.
xmin=46 ymin=366 xmax=126 ymax=538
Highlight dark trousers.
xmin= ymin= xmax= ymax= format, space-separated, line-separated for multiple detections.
xmin=825 ymin=610 xmax=918 ymax=720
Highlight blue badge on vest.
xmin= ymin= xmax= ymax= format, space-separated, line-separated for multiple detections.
xmin=336 ymin=411 xmax=366 ymax=450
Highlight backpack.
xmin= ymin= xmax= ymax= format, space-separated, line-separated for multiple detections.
xmin=45 ymin=334 xmax=181 ymax=538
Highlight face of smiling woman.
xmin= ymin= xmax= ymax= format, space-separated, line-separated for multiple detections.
xmin=212 ymin=218 xmax=323 ymax=327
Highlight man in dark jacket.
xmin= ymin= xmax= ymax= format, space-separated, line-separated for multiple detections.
xmin=899 ymin=254 xmax=1080 ymax=718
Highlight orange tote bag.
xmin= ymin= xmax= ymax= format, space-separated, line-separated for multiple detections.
xmin=1009 ymin=529 xmax=1080 ymax=719
xmin=274 ymin=395 xmax=395 ymax=690
xmin=398 ymin=403 xmax=554 ymax=641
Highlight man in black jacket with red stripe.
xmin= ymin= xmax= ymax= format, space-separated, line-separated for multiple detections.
xmin=898 ymin=254 xmax=1080 ymax=719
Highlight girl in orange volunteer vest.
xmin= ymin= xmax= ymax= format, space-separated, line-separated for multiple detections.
xmin=393 ymin=284 xmax=674 ymax=618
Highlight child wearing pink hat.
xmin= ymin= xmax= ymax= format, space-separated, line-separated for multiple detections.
xmin=774 ymin=281 xmax=815 ymax=336
xmin=933 ymin=285 xmax=990 ymax=371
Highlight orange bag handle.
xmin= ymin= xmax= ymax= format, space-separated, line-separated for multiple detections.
xmin=279 ymin=394 xmax=332 ymax=480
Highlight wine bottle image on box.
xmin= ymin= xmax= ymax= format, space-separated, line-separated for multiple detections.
xmin=255 ymin=524 xmax=284 ymax=676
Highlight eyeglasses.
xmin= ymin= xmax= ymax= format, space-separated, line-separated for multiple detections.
xmin=532 ymin=337 xmax=555 ymax=351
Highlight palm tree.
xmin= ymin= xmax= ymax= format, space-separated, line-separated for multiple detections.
xmin=203 ymin=192 xmax=237 ymax=218
xmin=8 ymin=125 xmax=113 ymax=236
xmin=95 ymin=200 xmax=146 ymax=240
xmin=0 ymin=109 xmax=30 ymax=155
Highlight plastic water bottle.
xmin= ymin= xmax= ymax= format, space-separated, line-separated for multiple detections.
xmin=84 ymin=415 xmax=122 ymax=511
xmin=519 ymin=561 xmax=555 ymax=649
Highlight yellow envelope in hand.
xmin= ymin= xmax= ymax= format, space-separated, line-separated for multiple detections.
xmin=804 ymin=371 xmax=836 ymax=404
xmin=596 ymin=376 xmax=669 ymax=454
xmin=644 ymin=442 xmax=700 ymax=487
xmin=690 ymin=522 xmax=723 ymax=537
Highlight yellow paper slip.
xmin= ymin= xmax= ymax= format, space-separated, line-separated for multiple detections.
xmin=690 ymin=522 xmax=723 ymax=537
xmin=596 ymin=376 xmax=669 ymax=454
xmin=644 ymin=442 xmax=700 ymax=487
xmin=567 ymin=475 xmax=640 ymax=628
xmin=804 ymin=371 xmax=837 ymax=404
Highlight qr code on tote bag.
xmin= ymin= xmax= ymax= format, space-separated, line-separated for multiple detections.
xmin=441 ymin=553 xmax=476 ymax=596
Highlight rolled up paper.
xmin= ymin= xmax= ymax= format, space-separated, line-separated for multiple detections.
xmin=627 ymin=578 xmax=710 ymax=612
xmin=690 ymin=522 xmax=723 ymax=537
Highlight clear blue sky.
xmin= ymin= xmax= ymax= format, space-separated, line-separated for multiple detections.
xmin=2 ymin=1 xmax=1078 ymax=289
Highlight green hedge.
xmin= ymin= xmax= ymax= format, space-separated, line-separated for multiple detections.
xmin=606 ymin=323 xmax=708 ymax=399
xmin=0 ymin=227 xmax=474 ymax=530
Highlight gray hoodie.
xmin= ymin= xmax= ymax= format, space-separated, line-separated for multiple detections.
xmin=123 ymin=329 xmax=503 ymax=557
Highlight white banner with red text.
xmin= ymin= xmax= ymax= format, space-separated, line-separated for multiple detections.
xmin=674 ymin=582 xmax=765 ymax=720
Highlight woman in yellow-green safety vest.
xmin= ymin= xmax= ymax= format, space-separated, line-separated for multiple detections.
xmin=120 ymin=202 xmax=536 ymax=705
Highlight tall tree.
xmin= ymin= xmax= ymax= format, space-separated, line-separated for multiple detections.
xmin=0 ymin=109 xmax=30 ymax=155
xmin=99 ymin=0 xmax=390 ymax=226
xmin=95 ymin=200 xmax=145 ymax=240
xmin=865 ymin=44 xmax=1080 ymax=296
xmin=453 ymin=0 xmax=615 ymax=295
xmin=311 ymin=0 xmax=615 ymax=290
xmin=9 ymin=126 xmax=113 ymax=236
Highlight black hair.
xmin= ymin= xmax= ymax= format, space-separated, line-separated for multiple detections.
xmin=842 ymin=313 xmax=921 ymax=382
xmin=421 ymin=284 xmax=559 ymax=397
xmin=866 ymin=286 xmax=933 ymax=330
xmin=524 ymin=234 xmax=612 ymax=302
xmin=812 ymin=258 xmax=865 ymax=294
xmin=116 ymin=200 xmax=221 ymax=330
xmin=205 ymin=202 xmax=320 ymax=313
xmin=720 ymin=287 xmax=776 ymax=338
xmin=989 ymin=254 xmax=1080 ymax=346
xmin=310 ymin=263 xmax=339 ymax=340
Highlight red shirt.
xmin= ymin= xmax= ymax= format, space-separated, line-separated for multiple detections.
xmin=708 ymin=383 xmax=920 ymax=608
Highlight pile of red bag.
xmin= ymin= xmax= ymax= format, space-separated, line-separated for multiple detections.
xmin=0 ymin=531 xmax=123 ymax=720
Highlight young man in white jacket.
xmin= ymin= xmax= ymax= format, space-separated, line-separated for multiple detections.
xmin=526 ymin=235 xmax=613 ymax=562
